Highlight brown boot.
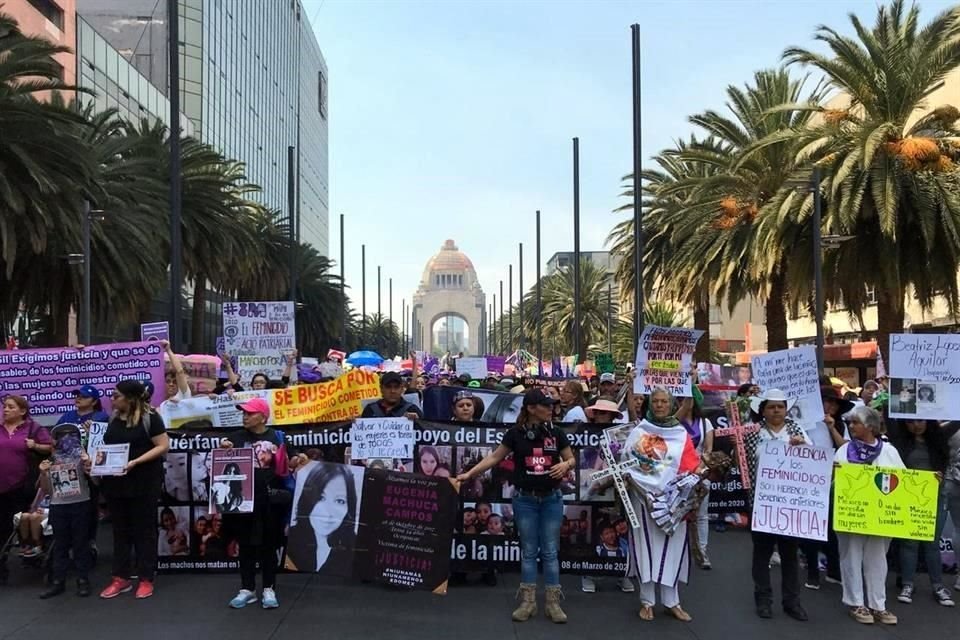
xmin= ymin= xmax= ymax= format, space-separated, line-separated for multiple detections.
xmin=511 ymin=583 xmax=538 ymax=622
xmin=544 ymin=586 xmax=568 ymax=624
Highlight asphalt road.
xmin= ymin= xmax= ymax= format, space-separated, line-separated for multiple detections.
xmin=0 ymin=529 xmax=955 ymax=639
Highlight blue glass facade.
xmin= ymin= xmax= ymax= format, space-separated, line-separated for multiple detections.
xmin=77 ymin=0 xmax=329 ymax=254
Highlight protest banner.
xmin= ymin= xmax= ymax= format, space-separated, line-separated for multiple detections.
xmin=455 ymin=356 xmax=488 ymax=380
xmin=237 ymin=352 xmax=298 ymax=384
xmin=159 ymin=390 xmax=273 ymax=429
xmin=351 ymin=418 xmax=415 ymax=460
xmin=0 ymin=341 xmax=164 ymax=423
xmin=751 ymin=346 xmax=824 ymax=423
xmin=633 ymin=325 xmax=704 ymax=397
xmin=210 ymin=448 xmax=254 ymax=514
xmin=84 ymin=421 xmax=108 ymax=453
xmin=222 ymin=301 xmax=296 ymax=356
xmin=271 ymin=370 xmax=381 ymax=424
xmin=179 ymin=354 xmax=221 ymax=395
xmin=888 ymin=333 xmax=960 ymax=420
xmin=833 ymin=464 xmax=939 ymax=541
xmin=751 ymin=442 xmax=833 ymax=541
xmin=140 ymin=321 xmax=169 ymax=342
xmin=485 ymin=356 xmax=506 ymax=375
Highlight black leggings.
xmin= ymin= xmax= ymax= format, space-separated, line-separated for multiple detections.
xmin=239 ymin=542 xmax=278 ymax=591
xmin=106 ymin=493 xmax=158 ymax=581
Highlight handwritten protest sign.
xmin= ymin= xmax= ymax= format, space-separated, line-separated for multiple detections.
xmin=160 ymin=390 xmax=274 ymax=429
xmin=222 ymin=301 xmax=296 ymax=356
xmin=237 ymin=352 xmax=297 ymax=384
xmin=271 ymin=370 xmax=381 ymax=424
xmin=633 ymin=325 xmax=704 ymax=397
xmin=751 ymin=346 xmax=824 ymax=423
xmin=595 ymin=353 xmax=614 ymax=374
xmin=456 ymin=357 xmax=488 ymax=380
xmin=751 ymin=442 xmax=832 ymax=541
xmin=833 ymin=464 xmax=938 ymax=541
xmin=351 ymin=417 xmax=415 ymax=460
xmin=0 ymin=342 xmax=164 ymax=422
xmin=888 ymin=334 xmax=960 ymax=420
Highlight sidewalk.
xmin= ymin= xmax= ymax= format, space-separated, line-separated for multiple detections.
xmin=0 ymin=530 xmax=954 ymax=639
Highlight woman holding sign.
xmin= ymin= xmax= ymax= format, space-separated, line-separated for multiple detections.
xmin=456 ymin=389 xmax=575 ymax=624
xmin=96 ymin=380 xmax=169 ymax=601
xmin=834 ymin=406 xmax=904 ymax=625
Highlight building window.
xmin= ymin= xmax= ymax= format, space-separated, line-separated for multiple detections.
xmin=27 ymin=0 xmax=64 ymax=31
xmin=318 ymin=70 xmax=327 ymax=118
xmin=866 ymin=285 xmax=877 ymax=305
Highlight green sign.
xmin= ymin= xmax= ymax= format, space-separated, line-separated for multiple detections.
xmin=596 ymin=352 xmax=614 ymax=374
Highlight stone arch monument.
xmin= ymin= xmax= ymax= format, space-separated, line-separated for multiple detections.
xmin=412 ymin=240 xmax=486 ymax=355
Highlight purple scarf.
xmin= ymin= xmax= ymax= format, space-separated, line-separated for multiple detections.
xmin=847 ymin=438 xmax=883 ymax=464
xmin=681 ymin=418 xmax=702 ymax=448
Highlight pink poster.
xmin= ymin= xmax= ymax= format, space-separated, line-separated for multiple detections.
xmin=0 ymin=341 xmax=165 ymax=420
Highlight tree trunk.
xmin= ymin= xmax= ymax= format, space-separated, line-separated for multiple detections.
xmin=693 ymin=286 xmax=711 ymax=363
xmin=765 ymin=266 xmax=788 ymax=351
xmin=876 ymin=287 xmax=904 ymax=369
xmin=190 ymin=275 xmax=207 ymax=354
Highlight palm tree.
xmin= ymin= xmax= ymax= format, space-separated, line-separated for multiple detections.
xmin=295 ymin=245 xmax=347 ymax=356
xmin=517 ymin=260 xmax=614 ymax=360
xmin=775 ymin=0 xmax=960 ymax=363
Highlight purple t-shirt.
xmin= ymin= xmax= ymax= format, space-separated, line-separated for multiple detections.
xmin=0 ymin=419 xmax=52 ymax=494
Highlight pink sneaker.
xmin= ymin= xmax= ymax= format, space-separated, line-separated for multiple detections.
xmin=100 ymin=577 xmax=133 ymax=599
xmin=135 ymin=579 xmax=154 ymax=599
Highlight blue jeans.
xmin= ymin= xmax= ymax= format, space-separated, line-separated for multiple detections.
xmin=512 ymin=490 xmax=563 ymax=587
xmin=900 ymin=489 xmax=947 ymax=587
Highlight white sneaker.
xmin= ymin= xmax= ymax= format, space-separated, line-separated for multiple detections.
xmin=769 ymin=551 xmax=781 ymax=567
xmin=580 ymin=576 xmax=597 ymax=593
xmin=618 ymin=577 xmax=635 ymax=593
xmin=261 ymin=587 xmax=279 ymax=609
xmin=229 ymin=589 xmax=258 ymax=609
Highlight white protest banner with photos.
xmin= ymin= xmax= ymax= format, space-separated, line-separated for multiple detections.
xmin=351 ymin=417 xmax=416 ymax=460
xmin=159 ymin=390 xmax=274 ymax=430
xmin=751 ymin=345 xmax=824 ymax=424
xmin=751 ymin=441 xmax=833 ymax=541
xmin=633 ymin=325 xmax=704 ymax=397
xmin=89 ymin=443 xmax=130 ymax=476
xmin=222 ymin=301 xmax=296 ymax=356
xmin=888 ymin=333 xmax=960 ymax=420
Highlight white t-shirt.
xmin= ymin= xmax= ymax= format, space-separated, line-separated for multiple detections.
xmin=834 ymin=441 xmax=905 ymax=468
xmin=562 ymin=406 xmax=588 ymax=422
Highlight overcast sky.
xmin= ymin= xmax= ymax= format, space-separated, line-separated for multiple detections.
xmin=305 ymin=0 xmax=954 ymax=335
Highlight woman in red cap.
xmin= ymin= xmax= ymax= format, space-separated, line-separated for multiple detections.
xmin=218 ymin=397 xmax=291 ymax=610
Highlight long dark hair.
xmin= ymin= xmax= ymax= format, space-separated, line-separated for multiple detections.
xmin=287 ymin=463 xmax=358 ymax=570
xmin=223 ymin=462 xmax=244 ymax=508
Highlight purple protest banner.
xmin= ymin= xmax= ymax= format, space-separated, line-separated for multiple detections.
xmin=485 ymin=356 xmax=506 ymax=375
xmin=140 ymin=321 xmax=169 ymax=342
xmin=0 ymin=341 xmax=165 ymax=423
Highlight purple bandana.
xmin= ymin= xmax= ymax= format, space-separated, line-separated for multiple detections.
xmin=681 ymin=418 xmax=702 ymax=448
xmin=847 ymin=438 xmax=883 ymax=464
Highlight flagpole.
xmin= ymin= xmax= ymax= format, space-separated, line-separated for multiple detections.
xmin=536 ymin=210 xmax=543 ymax=374
xmin=573 ymin=137 xmax=582 ymax=364
xmin=631 ymin=24 xmax=644 ymax=350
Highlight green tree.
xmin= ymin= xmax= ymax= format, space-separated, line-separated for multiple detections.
xmin=774 ymin=0 xmax=960 ymax=363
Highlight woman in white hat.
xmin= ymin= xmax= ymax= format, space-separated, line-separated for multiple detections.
xmin=744 ymin=389 xmax=811 ymax=622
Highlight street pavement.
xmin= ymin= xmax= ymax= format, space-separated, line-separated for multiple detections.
xmin=0 ymin=529 xmax=955 ymax=639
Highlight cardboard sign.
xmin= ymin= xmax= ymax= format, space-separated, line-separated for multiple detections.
xmin=222 ymin=301 xmax=296 ymax=356
xmin=237 ymin=352 xmax=297 ymax=384
xmin=351 ymin=417 xmax=415 ymax=460
xmin=751 ymin=345 xmax=824 ymax=424
xmin=751 ymin=442 xmax=833 ymax=541
xmin=455 ymin=357 xmax=488 ymax=380
xmin=888 ymin=334 xmax=960 ymax=420
xmin=633 ymin=325 xmax=703 ymax=397
xmin=140 ymin=322 xmax=169 ymax=342
xmin=833 ymin=464 xmax=939 ymax=541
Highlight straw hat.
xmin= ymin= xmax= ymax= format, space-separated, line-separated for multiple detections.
xmin=585 ymin=399 xmax=623 ymax=420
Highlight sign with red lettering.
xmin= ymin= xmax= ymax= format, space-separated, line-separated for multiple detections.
xmin=751 ymin=441 xmax=833 ymax=541
xmin=271 ymin=370 xmax=381 ymax=424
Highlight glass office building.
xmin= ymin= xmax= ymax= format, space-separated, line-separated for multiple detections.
xmin=77 ymin=0 xmax=330 ymax=254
